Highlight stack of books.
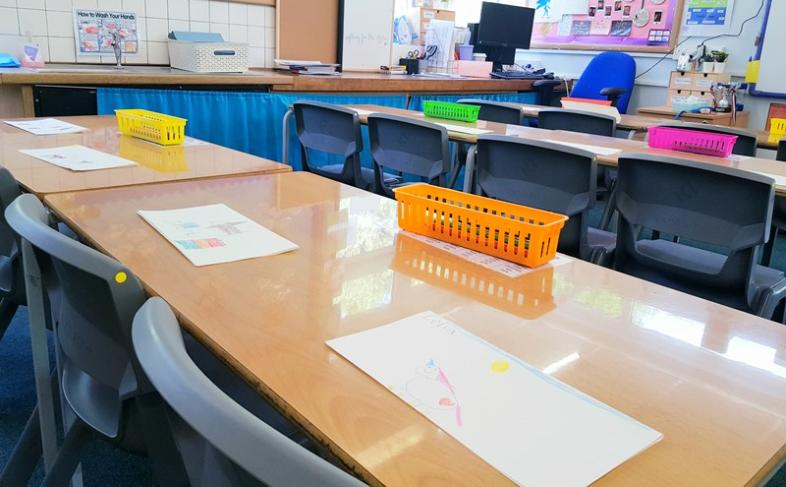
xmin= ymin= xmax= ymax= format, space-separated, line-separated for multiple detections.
xmin=274 ymin=59 xmax=340 ymax=76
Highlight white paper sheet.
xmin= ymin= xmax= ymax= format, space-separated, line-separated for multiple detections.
xmin=5 ymin=118 xmax=87 ymax=135
xmin=543 ymin=139 xmax=622 ymax=157
xmin=402 ymin=231 xmax=571 ymax=278
xmin=138 ymin=204 xmax=298 ymax=267
xmin=433 ymin=122 xmax=492 ymax=136
xmin=19 ymin=145 xmax=136 ymax=171
xmin=328 ymin=311 xmax=663 ymax=487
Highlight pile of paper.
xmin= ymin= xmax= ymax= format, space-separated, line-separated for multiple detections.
xmin=275 ymin=59 xmax=340 ymax=76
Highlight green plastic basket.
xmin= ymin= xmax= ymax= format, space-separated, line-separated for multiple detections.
xmin=423 ymin=101 xmax=480 ymax=123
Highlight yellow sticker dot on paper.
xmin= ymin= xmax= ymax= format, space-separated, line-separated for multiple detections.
xmin=491 ymin=360 xmax=510 ymax=373
xmin=115 ymin=272 xmax=127 ymax=284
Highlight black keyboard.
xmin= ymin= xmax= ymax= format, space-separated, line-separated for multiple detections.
xmin=490 ymin=71 xmax=549 ymax=80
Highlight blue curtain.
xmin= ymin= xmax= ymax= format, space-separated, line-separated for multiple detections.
xmin=97 ymin=88 xmax=407 ymax=170
xmin=409 ymin=91 xmax=537 ymax=111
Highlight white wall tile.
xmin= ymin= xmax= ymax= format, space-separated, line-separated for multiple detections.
xmin=0 ymin=7 xmax=19 ymax=34
xmin=18 ymin=9 xmax=47 ymax=36
xmin=228 ymin=23 xmax=245 ymax=42
xmin=31 ymin=35 xmax=49 ymax=61
xmin=208 ymin=0 xmax=226 ymax=24
xmin=97 ymin=0 xmax=121 ymax=10
xmin=248 ymin=46 xmax=263 ymax=67
xmin=247 ymin=4 xmax=264 ymax=27
xmin=247 ymin=25 xmax=262 ymax=47
xmin=147 ymin=39 xmax=167 ymax=63
xmin=73 ymin=0 xmax=98 ymax=8
xmin=0 ymin=35 xmax=21 ymax=55
xmin=122 ymin=0 xmax=144 ymax=15
xmin=227 ymin=2 xmax=244 ymax=25
xmin=24 ymin=0 xmax=45 ymax=9
xmin=46 ymin=10 xmax=72 ymax=37
xmin=264 ymin=26 xmax=273 ymax=48
xmin=49 ymin=36 xmax=75 ymax=61
xmin=167 ymin=0 xmax=187 ymax=20
xmin=264 ymin=47 xmax=273 ymax=67
xmin=46 ymin=0 xmax=72 ymax=11
xmin=0 ymin=0 xmax=16 ymax=7
xmin=208 ymin=21 xmax=226 ymax=39
xmin=263 ymin=5 xmax=273 ymax=27
xmin=145 ymin=0 xmax=166 ymax=18
xmin=168 ymin=18 xmax=187 ymax=31
xmin=188 ymin=0 xmax=207 ymax=22
xmin=146 ymin=17 xmax=167 ymax=41
xmin=189 ymin=20 xmax=208 ymax=32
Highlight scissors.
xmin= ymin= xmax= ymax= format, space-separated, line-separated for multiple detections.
xmin=407 ymin=49 xmax=421 ymax=59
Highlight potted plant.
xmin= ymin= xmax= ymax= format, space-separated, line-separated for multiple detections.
xmin=713 ymin=50 xmax=729 ymax=73
xmin=702 ymin=53 xmax=715 ymax=73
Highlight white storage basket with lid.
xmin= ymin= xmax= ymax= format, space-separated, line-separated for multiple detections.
xmin=167 ymin=39 xmax=249 ymax=73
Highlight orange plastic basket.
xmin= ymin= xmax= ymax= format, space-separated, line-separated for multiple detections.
xmin=394 ymin=184 xmax=568 ymax=268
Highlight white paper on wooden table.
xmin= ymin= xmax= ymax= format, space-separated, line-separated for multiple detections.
xmin=433 ymin=122 xmax=493 ymax=135
xmin=5 ymin=118 xmax=87 ymax=135
xmin=138 ymin=204 xmax=298 ymax=267
xmin=543 ymin=139 xmax=622 ymax=156
xmin=19 ymin=145 xmax=137 ymax=171
xmin=328 ymin=311 xmax=663 ymax=487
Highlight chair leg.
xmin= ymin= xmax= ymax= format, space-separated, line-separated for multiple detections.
xmin=0 ymin=405 xmax=43 ymax=487
xmin=763 ymin=225 xmax=778 ymax=268
xmin=0 ymin=298 xmax=18 ymax=343
xmin=40 ymin=420 xmax=92 ymax=487
xmin=599 ymin=180 xmax=617 ymax=231
xmin=447 ymin=143 xmax=463 ymax=190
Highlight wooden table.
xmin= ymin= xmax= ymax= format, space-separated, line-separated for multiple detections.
xmin=346 ymin=105 xmax=786 ymax=197
xmin=758 ymin=131 xmax=785 ymax=152
xmin=44 ymin=171 xmax=786 ymax=487
xmin=637 ymin=106 xmax=750 ymax=129
xmin=0 ymin=115 xmax=290 ymax=197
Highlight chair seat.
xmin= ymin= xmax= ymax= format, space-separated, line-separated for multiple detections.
xmin=636 ymin=239 xmax=786 ymax=313
xmin=315 ymin=165 xmax=400 ymax=188
xmin=587 ymin=227 xmax=616 ymax=264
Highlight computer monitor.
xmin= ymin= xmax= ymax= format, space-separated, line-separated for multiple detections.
xmin=474 ymin=2 xmax=535 ymax=71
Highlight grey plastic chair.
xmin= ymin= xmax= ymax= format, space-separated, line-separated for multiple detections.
xmin=132 ymin=297 xmax=366 ymax=487
xmin=613 ymin=153 xmax=786 ymax=320
xmin=537 ymin=108 xmax=617 ymax=137
xmin=655 ymin=122 xmax=758 ymax=156
xmin=367 ymin=113 xmax=451 ymax=198
xmin=473 ymin=135 xmax=616 ymax=265
xmin=457 ymin=99 xmax=524 ymax=125
xmin=765 ymin=140 xmax=786 ymax=267
xmin=293 ymin=100 xmax=373 ymax=191
xmin=0 ymin=167 xmax=23 ymax=341
xmin=778 ymin=140 xmax=786 ymax=162
xmin=3 ymin=194 xmax=190 ymax=487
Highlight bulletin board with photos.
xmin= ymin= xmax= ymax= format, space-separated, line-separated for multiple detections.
xmin=530 ymin=0 xmax=685 ymax=53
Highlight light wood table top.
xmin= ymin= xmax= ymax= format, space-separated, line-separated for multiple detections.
xmin=509 ymin=103 xmax=673 ymax=132
xmin=758 ymin=131 xmax=785 ymax=151
xmin=348 ymin=105 xmax=786 ymax=196
xmin=0 ymin=115 xmax=290 ymax=196
xmin=44 ymin=171 xmax=786 ymax=487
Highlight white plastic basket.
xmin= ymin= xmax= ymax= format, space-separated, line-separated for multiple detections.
xmin=167 ymin=40 xmax=249 ymax=73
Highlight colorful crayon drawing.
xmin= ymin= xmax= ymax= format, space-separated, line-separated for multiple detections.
xmin=536 ymin=0 xmax=551 ymax=15
xmin=405 ymin=359 xmax=462 ymax=427
xmin=175 ymin=238 xmax=225 ymax=250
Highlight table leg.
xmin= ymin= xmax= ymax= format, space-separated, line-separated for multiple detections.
xmin=282 ymin=108 xmax=294 ymax=165
xmin=462 ymin=145 xmax=477 ymax=194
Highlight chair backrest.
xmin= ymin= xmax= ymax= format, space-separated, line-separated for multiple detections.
xmin=5 ymin=194 xmax=147 ymax=438
xmin=655 ymin=122 xmax=758 ymax=156
xmin=474 ymin=135 xmax=597 ymax=260
xmin=0 ymin=168 xmax=23 ymax=299
xmin=613 ymin=153 xmax=774 ymax=292
xmin=538 ymin=108 xmax=616 ymax=137
xmin=457 ymin=99 xmax=523 ymax=125
xmin=292 ymin=101 xmax=364 ymax=183
xmin=367 ymin=113 xmax=450 ymax=196
xmin=778 ymin=140 xmax=786 ymax=162
xmin=132 ymin=297 xmax=366 ymax=487
xmin=571 ymin=52 xmax=636 ymax=114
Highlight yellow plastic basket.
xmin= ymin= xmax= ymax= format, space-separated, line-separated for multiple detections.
xmin=771 ymin=118 xmax=786 ymax=136
xmin=394 ymin=183 xmax=568 ymax=268
xmin=115 ymin=109 xmax=187 ymax=146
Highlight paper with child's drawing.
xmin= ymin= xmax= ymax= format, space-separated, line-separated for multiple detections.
xmin=139 ymin=204 xmax=298 ymax=266
xmin=543 ymin=139 xmax=622 ymax=157
xmin=19 ymin=145 xmax=136 ymax=171
xmin=5 ymin=118 xmax=87 ymax=135
xmin=328 ymin=311 xmax=662 ymax=487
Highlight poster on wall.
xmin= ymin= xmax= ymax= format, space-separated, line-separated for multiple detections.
xmin=681 ymin=0 xmax=735 ymax=36
xmin=531 ymin=0 xmax=685 ymax=53
xmin=73 ymin=10 xmax=138 ymax=56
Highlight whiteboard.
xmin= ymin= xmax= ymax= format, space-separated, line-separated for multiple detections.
xmin=751 ymin=0 xmax=786 ymax=98
xmin=339 ymin=0 xmax=395 ymax=70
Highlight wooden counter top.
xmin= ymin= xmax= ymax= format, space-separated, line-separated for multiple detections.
xmin=0 ymin=66 xmax=538 ymax=93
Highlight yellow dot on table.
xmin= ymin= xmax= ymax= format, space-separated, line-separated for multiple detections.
xmin=491 ymin=360 xmax=510 ymax=373
xmin=115 ymin=272 xmax=127 ymax=284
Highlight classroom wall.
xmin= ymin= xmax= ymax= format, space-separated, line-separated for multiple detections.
xmin=0 ymin=0 xmax=276 ymax=67
xmin=513 ymin=1 xmax=776 ymax=130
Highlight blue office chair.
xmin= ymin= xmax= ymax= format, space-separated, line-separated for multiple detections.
xmin=570 ymin=52 xmax=636 ymax=114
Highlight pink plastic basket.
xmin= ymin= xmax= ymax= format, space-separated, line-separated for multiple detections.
xmin=648 ymin=126 xmax=738 ymax=158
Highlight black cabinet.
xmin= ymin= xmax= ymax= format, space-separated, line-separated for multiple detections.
xmin=33 ymin=86 xmax=98 ymax=117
